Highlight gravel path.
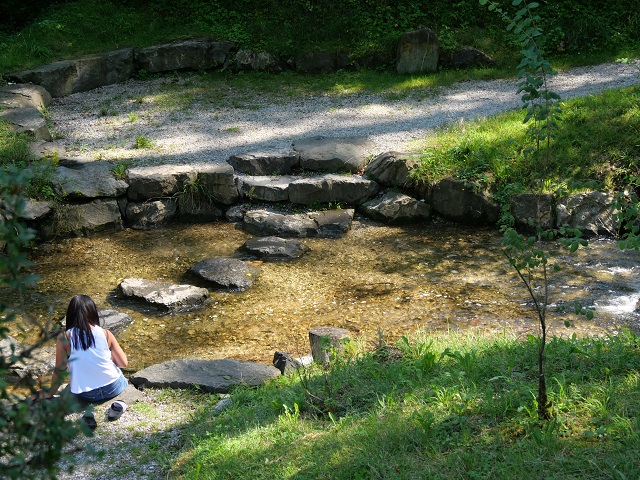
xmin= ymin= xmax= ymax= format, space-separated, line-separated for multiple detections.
xmin=48 ymin=61 xmax=640 ymax=168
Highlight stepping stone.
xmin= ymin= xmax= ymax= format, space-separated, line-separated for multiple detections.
xmin=0 ymin=84 xmax=52 ymax=110
xmin=189 ymin=257 xmax=260 ymax=290
xmin=235 ymin=174 xmax=296 ymax=202
xmin=359 ymin=191 xmax=431 ymax=224
xmin=130 ymin=358 xmax=281 ymax=393
xmin=243 ymin=236 xmax=308 ymax=261
xmin=52 ymin=162 xmax=129 ymax=199
xmin=242 ymin=208 xmax=354 ymax=238
xmin=229 ymin=149 xmax=299 ymax=175
xmin=119 ymin=278 xmax=208 ymax=311
xmin=293 ymin=136 xmax=375 ymax=173
xmin=99 ymin=309 xmax=133 ymax=334
xmin=288 ymin=174 xmax=379 ymax=205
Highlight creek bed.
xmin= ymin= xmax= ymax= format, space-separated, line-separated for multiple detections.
xmin=3 ymin=218 xmax=640 ymax=371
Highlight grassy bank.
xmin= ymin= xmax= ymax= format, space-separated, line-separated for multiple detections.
xmin=146 ymin=329 xmax=640 ymax=479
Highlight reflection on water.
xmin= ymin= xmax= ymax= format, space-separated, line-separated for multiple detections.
xmin=3 ymin=219 xmax=640 ymax=370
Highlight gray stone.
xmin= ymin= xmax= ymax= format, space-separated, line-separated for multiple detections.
xmin=29 ymin=141 xmax=67 ymax=160
xmin=363 ymin=151 xmax=420 ymax=188
xmin=125 ymin=199 xmax=178 ymax=229
xmin=189 ymin=257 xmax=259 ymax=290
xmin=21 ymin=199 xmax=53 ymax=221
xmin=243 ymin=208 xmax=354 ymax=238
xmin=126 ymin=165 xmax=196 ymax=201
xmin=396 ymin=27 xmax=440 ymax=74
xmin=307 ymin=209 xmax=355 ymax=238
xmin=309 ymin=326 xmax=351 ymax=365
xmin=228 ymin=150 xmax=299 ymax=175
xmin=0 ymin=84 xmax=52 ymax=110
xmin=135 ymin=39 xmax=234 ymax=74
xmin=293 ymin=136 xmax=375 ymax=173
xmin=273 ymin=351 xmax=303 ymax=374
xmin=130 ymin=358 xmax=280 ymax=393
xmin=41 ymin=199 xmax=123 ymax=238
xmin=235 ymin=175 xmax=296 ymax=202
xmin=99 ymin=309 xmax=132 ymax=334
xmin=234 ymin=50 xmax=280 ymax=72
xmin=511 ymin=193 xmax=555 ymax=231
xmin=288 ymin=174 xmax=379 ymax=205
xmin=2 ymin=337 xmax=56 ymax=380
xmin=225 ymin=203 xmax=252 ymax=222
xmin=119 ymin=278 xmax=208 ymax=310
xmin=211 ymin=396 xmax=233 ymax=415
xmin=430 ymin=177 xmax=499 ymax=226
xmin=556 ymin=191 xmax=616 ymax=235
xmin=296 ymin=52 xmax=336 ymax=73
xmin=178 ymin=195 xmax=224 ymax=223
xmin=195 ymin=164 xmax=239 ymax=205
xmin=442 ymin=46 xmax=497 ymax=70
xmin=8 ymin=49 xmax=135 ymax=97
xmin=359 ymin=191 xmax=431 ymax=224
xmin=243 ymin=236 xmax=308 ymax=260
xmin=52 ymin=162 xmax=128 ymax=199
xmin=0 ymin=107 xmax=51 ymax=140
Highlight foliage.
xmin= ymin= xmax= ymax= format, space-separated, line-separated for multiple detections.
xmin=1 ymin=0 xmax=639 ymax=74
xmin=0 ymin=166 xmax=82 ymax=479
xmin=134 ymin=134 xmax=153 ymax=149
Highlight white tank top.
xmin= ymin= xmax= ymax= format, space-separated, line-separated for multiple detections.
xmin=68 ymin=326 xmax=121 ymax=394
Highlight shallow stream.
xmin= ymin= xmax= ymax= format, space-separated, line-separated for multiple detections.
xmin=4 ymin=218 xmax=640 ymax=371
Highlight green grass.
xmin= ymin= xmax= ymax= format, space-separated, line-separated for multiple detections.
xmin=166 ymin=329 xmax=640 ymax=479
xmin=410 ymin=85 xmax=640 ymax=197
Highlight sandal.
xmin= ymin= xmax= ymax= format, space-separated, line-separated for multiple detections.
xmin=108 ymin=400 xmax=127 ymax=421
xmin=82 ymin=412 xmax=97 ymax=430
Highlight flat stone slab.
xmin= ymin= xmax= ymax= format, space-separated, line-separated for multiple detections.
xmin=119 ymin=278 xmax=208 ymax=311
xmin=229 ymin=150 xmax=299 ymax=175
xmin=235 ymin=174 xmax=296 ymax=202
xmin=288 ymin=174 xmax=379 ymax=205
xmin=189 ymin=257 xmax=259 ymax=290
xmin=0 ymin=107 xmax=51 ymax=140
xmin=243 ymin=236 xmax=308 ymax=260
xmin=363 ymin=151 xmax=419 ymax=188
xmin=0 ymin=84 xmax=52 ymax=110
xmin=52 ymin=162 xmax=129 ymax=199
xmin=130 ymin=358 xmax=281 ymax=393
xmin=293 ymin=136 xmax=375 ymax=173
xmin=243 ymin=208 xmax=354 ymax=238
xmin=99 ymin=309 xmax=133 ymax=334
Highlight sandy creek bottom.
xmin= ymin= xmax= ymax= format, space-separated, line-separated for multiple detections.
xmin=4 ymin=218 xmax=640 ymax=372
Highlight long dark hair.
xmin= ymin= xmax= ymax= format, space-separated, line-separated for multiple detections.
xmin=66 ymin=294 xmax=100 ymax=350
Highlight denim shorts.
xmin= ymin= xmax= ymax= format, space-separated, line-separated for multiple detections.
xmin=75 ymin=374 xmax=128 ymax=403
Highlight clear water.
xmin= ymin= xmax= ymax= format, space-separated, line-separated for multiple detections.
xmin=4 ymin=219 xmax=640 ymax=371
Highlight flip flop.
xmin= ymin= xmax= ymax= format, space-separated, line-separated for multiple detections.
xmin=82 ymin=412 xmax=97 ymax=430
xmin=108 ymin=400 xmax=127 ymax=421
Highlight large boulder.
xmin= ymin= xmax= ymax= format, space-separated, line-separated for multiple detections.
xmin=135 ymin=39 xmax=235 ymax=73
xmin=556 ymin=191 xmax=616 ymax=235
xmin=21 ymin=199 xmax=53 ymax=221
xmin=8 ymin=49 xmax=135 ymax=97
xmin=119 ymin=278 xmax=208 ymax=311
xmin=396 ymin=28 xmax=439 ymax=74
xmin=363 ymin=151 xmax=420 ymax=188
xmin=228 ymin=149 xmax=299 ymax=175
xmin=0 ymin=107 xmax=51 ymax=140
xmin=511 ymin=193 xmax=555 ymax=232
xmin=430 ymin=177 xmax=499 ymax=226
xmin=189 ymin=257 xmax=260 ymax=290
xmin=293 ymin=136 xmax=374 ymax=173
xmin=288 ymin=174 xmax=379 ymax=206
xmin=243 ymin=208 xmax=354 ymax=238
xmin=130 ymin=358 xmax=280 ymax=393
xmin=40 ymin=199 xmax=123 ymax=239
xmin=235 ymin=175 xmax=296 ymax=202
xmin=52 ymin=162 xmax=128 ymax=199
xmin=359 ymin=191 xmax=431 ymax=224
xmin=243 ymin=236 xmax=308 ymax=261
xmin=0 ymin=84 xmax=52 ymax=110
